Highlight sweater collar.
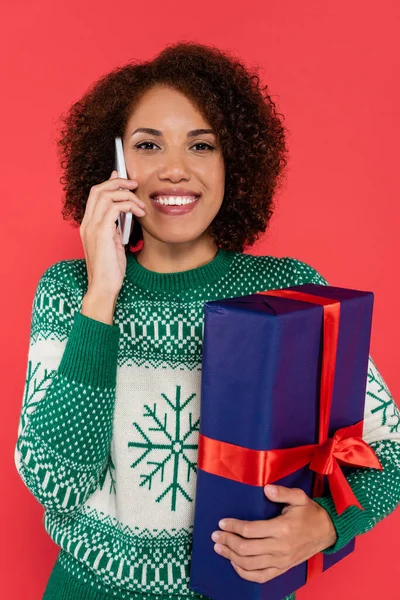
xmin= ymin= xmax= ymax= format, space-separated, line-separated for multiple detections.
xmin=125 ymin=247 xmax=236 ymax=292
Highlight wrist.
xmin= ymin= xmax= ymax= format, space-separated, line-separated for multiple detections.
xmin=316 ymin=502 xmax=338 ymax=550
xmin=81 ymin=290 xmax=118 ymax=326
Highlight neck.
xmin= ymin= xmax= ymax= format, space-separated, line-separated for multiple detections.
xmin=133 ymin=235 xmax=219 ymax=273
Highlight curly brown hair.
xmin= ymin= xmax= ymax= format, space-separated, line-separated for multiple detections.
xmin=56 ymin=41 xmax=289 ymax=253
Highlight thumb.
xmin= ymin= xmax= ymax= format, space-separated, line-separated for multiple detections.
xmin=110 ymin=169 xmax=119 ymax=179
xmin=264 ymin=484 xmax=308 ymax=507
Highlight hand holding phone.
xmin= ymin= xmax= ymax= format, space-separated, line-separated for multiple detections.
xmin=79 ymin=143 xmax=144 ymax=303
xmin=115 ymin=137 xmax=133 ymax=245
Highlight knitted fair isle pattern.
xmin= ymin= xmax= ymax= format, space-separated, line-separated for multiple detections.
xmin=15 ymin=248 xmax=400 ymax=599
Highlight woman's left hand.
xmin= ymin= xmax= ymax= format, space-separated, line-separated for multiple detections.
xmin=211 ymin=484 xmax=338 ymax=583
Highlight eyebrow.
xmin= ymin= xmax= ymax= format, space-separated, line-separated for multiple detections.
xmin=130 ymin=127 xmax=215 ymax=137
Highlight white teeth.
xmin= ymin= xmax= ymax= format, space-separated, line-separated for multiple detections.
xmin=152 ymin=196 xmax=198 ymax=206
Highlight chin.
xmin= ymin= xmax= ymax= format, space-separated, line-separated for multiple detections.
xmin=144 ymin=227 xmax=208 ymax=246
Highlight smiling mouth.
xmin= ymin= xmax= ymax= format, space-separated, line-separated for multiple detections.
xmin=151 ymin=195 xmax=200 ymax=206
xmin=150 ymin=195 xmax=200 ymax=214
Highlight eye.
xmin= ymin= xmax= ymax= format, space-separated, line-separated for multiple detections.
xmin=192 ymin=142 xmax=215 ymax=151
xmin=134 ymin=141 xmax=215 ymax=152
xmin=135 ymin=141 xmax=159 ymax=150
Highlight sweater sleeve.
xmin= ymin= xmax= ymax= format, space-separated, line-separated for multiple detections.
xmin=285 ymin=257 xmax=400 ymax=553
xmin=14 ymin=263 xmax=120 ymax=514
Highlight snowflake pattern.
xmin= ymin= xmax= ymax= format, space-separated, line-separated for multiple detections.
xmin=19 ymin=360 xmax=55 ymax=437
xmin=368 ymin=359 xmax=400 ymax=433
xmin=128 ymin=385 xmax=199 ymax=511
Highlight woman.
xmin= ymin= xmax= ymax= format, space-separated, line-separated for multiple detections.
xmin=15 ymin=41 xmax=400 ymax=600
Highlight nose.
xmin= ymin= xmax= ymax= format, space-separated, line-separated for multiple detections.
xmin=158 ymin=149 xmax=190 ymax=181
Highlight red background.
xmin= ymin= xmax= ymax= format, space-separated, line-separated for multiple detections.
xmin=2 ymin=1 xmax=399 ymax=598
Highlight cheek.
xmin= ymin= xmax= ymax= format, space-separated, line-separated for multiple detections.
xmin=126 ymin=158 xmax=154 ymax=184
xmin=205 ymin=167 xmax=225 ymax=207
xmin=212 ymin=165 xmax=225 ymax=194
xmin=197 ymin=155 xmax=224 ymax=183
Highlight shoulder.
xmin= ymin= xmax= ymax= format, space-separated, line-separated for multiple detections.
xmin=233 ymin=252 xmax=330 ymax=287
xmin=28 ymin=259 xmax=87 ymax=342
xmin=280 ymin=256 xmax=330 ymax=286
xmin=35 ymin=257 xmax=88 ymax=298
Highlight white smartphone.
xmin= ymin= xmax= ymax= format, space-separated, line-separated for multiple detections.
xmin=114 ymin=137 xmax=133 ymax=245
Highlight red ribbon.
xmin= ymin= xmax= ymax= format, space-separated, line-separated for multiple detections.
xmin=198 ymin=288 xmax=382 ymax=583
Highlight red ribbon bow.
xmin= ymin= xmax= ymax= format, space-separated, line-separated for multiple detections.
xmin=198 ymin=288 xmax=382 ymax=583
xmin=198 ymin=420 xmax=381 ymax=517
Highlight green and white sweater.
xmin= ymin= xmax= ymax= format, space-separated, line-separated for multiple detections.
xmin=15 ymin=248 xmax=400 ymax=600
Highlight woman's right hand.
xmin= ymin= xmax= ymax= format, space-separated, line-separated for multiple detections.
xmin=80 ymin=170 xmax=146 ymax=299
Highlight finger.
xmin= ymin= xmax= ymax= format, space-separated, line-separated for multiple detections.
xmin=87 ymin=200 xmax=143 ymax=240
xmin=231 ymin=562 xmax=283 ymax=584
xmin=231 ymin=562 xmax=284 ymax=584
xmin=113 ymin=223 xmax=125 ymax=248
xmin=264 ymin=484 xmax=309 ymax=507
xmin=103 ymin=200 xmax=144 ymax=230
xmin=218 ymin=517 xmax=282 ymax=539
xmin=214 ymin=542 xmax=277 ymax=571
xmin=89 ymin=189 xmax=145 ymax=227
xmin=213 ymin=531 xmax=280 ymax=557
xmin=82 ymin=173 xmax=138 ymax=225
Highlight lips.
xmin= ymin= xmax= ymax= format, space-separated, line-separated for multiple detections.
xmin=150 ymin=196 xmax=200 ymax=216
xmin=150 ymin=188 xmax=201 ymax=198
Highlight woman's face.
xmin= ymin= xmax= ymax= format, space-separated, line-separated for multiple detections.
xmin=122 ymin=85 xmax=225 ymax=246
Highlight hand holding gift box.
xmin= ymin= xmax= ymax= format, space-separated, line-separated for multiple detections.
xmin=210 ymin=481 xmax=339 ymax=584
xmin=189 ymin=282 xmax=382 ymax=600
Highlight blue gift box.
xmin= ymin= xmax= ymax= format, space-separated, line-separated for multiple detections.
xmin=189 ymin=283 xmax=374 ymax=600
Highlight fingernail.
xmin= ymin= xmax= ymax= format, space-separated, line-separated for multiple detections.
xmin=265 ymin=485 xmax=277 ymax=495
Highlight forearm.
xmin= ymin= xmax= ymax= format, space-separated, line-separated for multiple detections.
xmin=314 ymin=438 xmax=400 ymax=553
xmin=81 ymin=289 xmax=119 ymax=326
xmin=314 ymin=356 xmax=400 ymax=553
xmin=15 ymin=274 xmax=120 ymax=513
